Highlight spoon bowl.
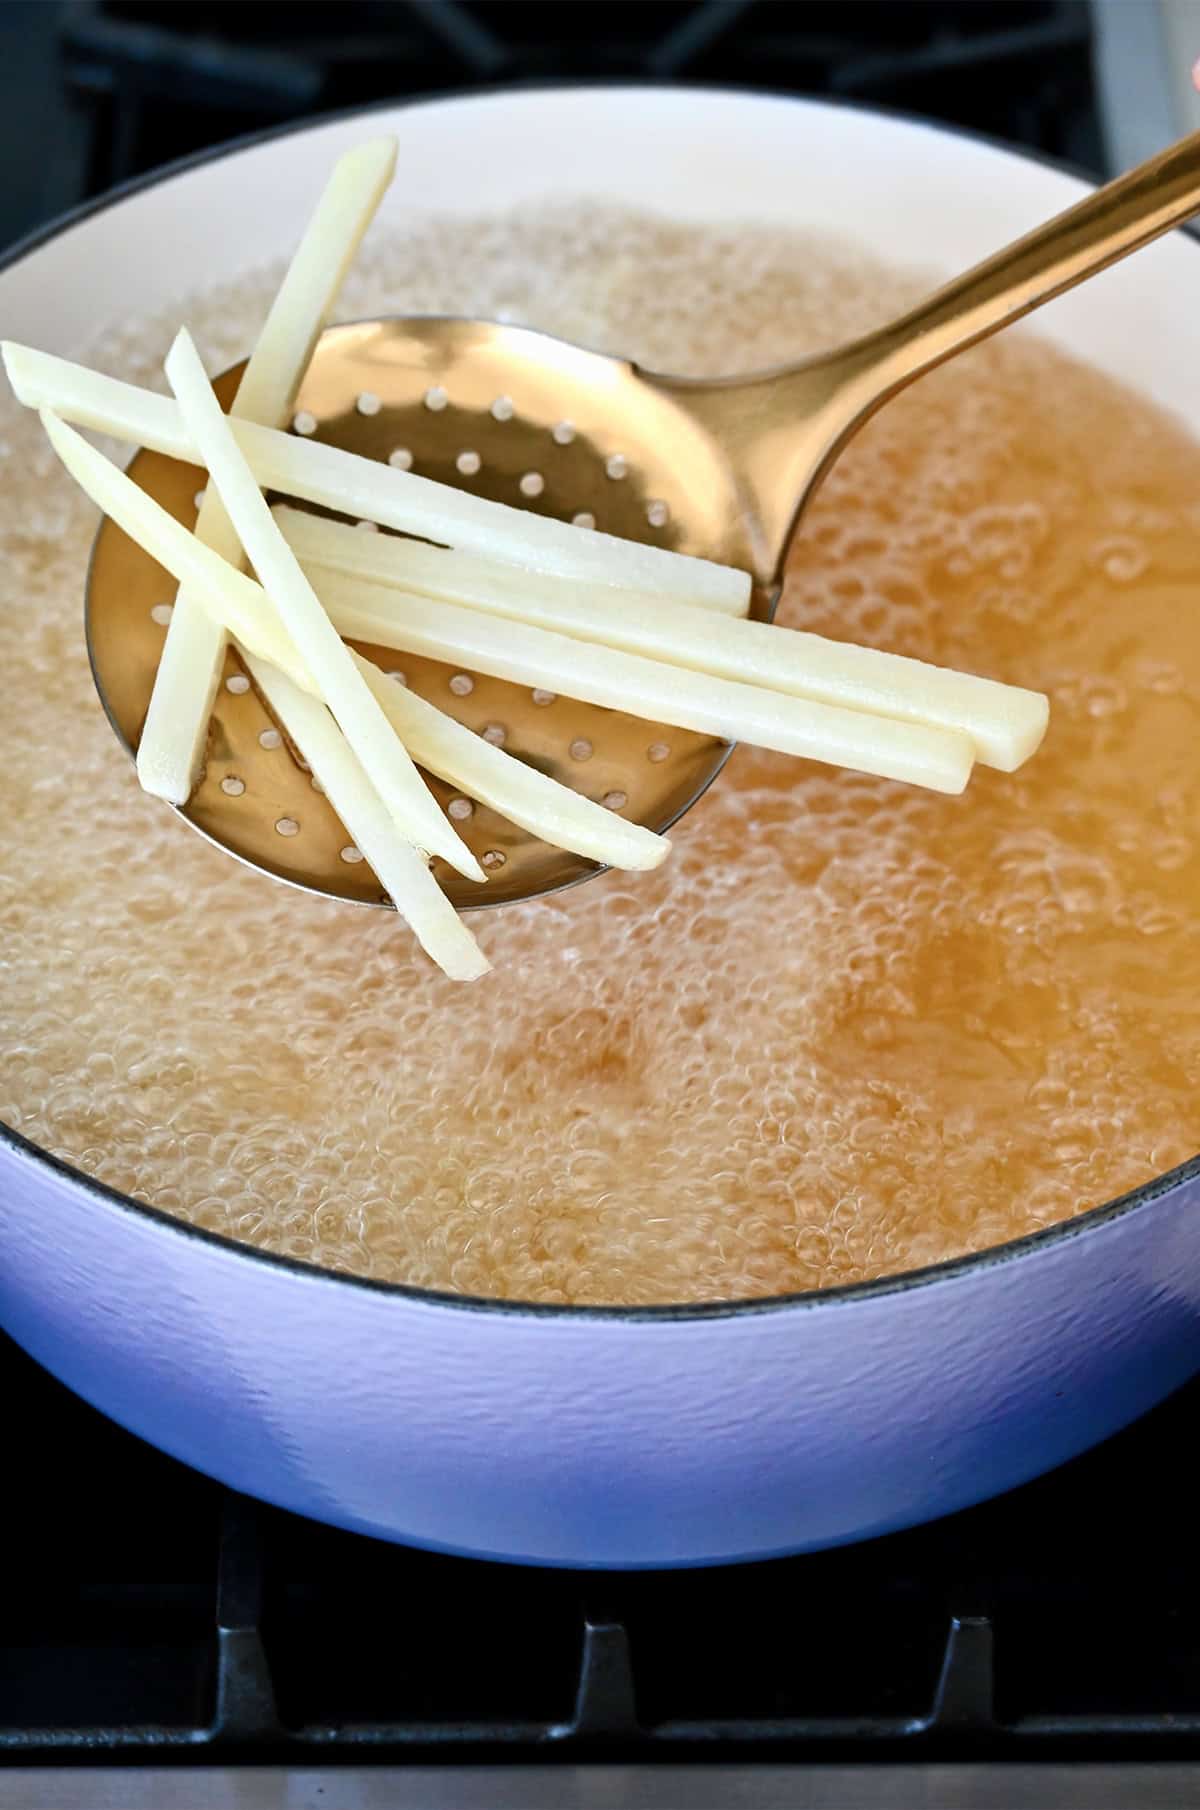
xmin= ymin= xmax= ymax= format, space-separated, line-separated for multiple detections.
xmin=86 ymin=318 xmax=770 ymax=909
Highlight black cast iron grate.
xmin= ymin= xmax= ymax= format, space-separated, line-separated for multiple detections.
xmin=59 ymin=0 xmax=1104 ymax=194
xmin=4 ymin=1330 xmax=1200 ymax=1766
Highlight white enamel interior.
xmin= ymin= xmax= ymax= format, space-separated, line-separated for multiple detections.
xmin=1 ymin=87 xmax=1191 ymax=425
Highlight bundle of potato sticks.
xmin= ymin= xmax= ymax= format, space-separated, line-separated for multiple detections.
xmin=2 ymin=139 xmax=1048 ymax=980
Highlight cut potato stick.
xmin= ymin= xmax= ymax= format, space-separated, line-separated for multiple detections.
xmin=243 ymin=653 xmax=489 ymax=981
xmin=164 ymin=329 xmax=484 ymax=883
xmin=1 ymin=343 xmax=751 ymax=615
xmin=39 ymin=410 xmax=310 ymax=685
xmin=280 ymin=506 xmax=1047 ymax=772
xmin=315 ymin=572 xmax=976 ymax=795
xmin=39 ymin=407 xmax=668 ymax=872
xmin=138 ymin=551 xmax=228 ymax=802
xmin=351 ymin=654 xmax=670 ymax=872
xmin=137 ymin=137 xmax=399 ymax=805
xmin=41 ymin=398 xmax=968 ymax=818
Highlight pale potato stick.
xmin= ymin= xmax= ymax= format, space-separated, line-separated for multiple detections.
xmin=217 ymin=139 xmax=397 ymax=426
xmin=247 ymin=433 xmax=750 ymax=612
xmin=39 ymin=408 xmax=489 ymax=971
xmin=138 ymin=567 xmax=228 ymax=802
xmin=3 ymin=343 xmax=180 ymax=444
xmin=351 ymin=654 xmax=670 ymax=872
xmin=39 ymin=411 xmax=308 ymax=685
xmin=280 ymin=506 xmax=1047 ymax=772
xmin=243 ymin=653 xmax=489 ymax=982
xmin=41 ymin=399 xmax=969 ymax=806
xmin=1 ymin=343 xmax=751 ymax=615
xmin=42 ymin=405 xmax=665 ymax=868
xmin=137 ymin=138 xmax=399 ymax=804
xmin=315 ymin=572 xmax=976 ymax=795
xmin=35 ymin=404 xmax=657 ymax=868
xmin=164 ymin=330 xmax=484 ymax=884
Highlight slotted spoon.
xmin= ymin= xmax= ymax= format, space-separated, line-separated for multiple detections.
xmin=87 ymin=126 xmax=1200 ymax=909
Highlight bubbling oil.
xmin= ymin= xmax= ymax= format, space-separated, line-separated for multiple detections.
xmin=3 ymin=206 xmax=1200 ymax=1306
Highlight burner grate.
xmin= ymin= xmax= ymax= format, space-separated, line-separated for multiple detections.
xmin=58 ymin=0 xmax=1103 ymax=195
xmin=5 ymin=1334 xmax=1200 ymax=1764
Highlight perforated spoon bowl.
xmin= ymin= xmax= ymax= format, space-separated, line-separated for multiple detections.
xmin=86 ymin=126 xmax=1200 ymax=910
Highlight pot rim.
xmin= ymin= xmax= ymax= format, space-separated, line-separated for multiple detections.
xmin=4 ymin=79 xmax=1196 ymax=1325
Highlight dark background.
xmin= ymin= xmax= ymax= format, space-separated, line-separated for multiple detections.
xmin=0 ymin=0 xmax=1105 ymax=255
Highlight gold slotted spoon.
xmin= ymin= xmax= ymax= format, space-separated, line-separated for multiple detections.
xmin=88 ymin=127 xmax=1200 ymax=910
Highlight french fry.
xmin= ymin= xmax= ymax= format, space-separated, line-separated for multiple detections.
xmin=47 ymin=383 xmax=968 ymax=798
xmin=163 ymin=329 xmax=484 ymax=884
xmin=243 ymin=653 xmax=490 ymax=982
xmin=8 ymin=116 xmax=1069 ymax=987
xmin=314 ymin=572 xmax=976 ymax=795
xmin=38 ymin=411 xmax=308 ymax=685
xmin=136 ymin=137 xmax=399 ymax=805
xmin=278 ymin=505 xmax=1047 ymax=772
xmin=1 ymin=342 xmax=752 ymax=615
xmin=41 ymin=406 xmax=665 ymax=874
xmin=351 ymin=653 xmax=670 ymax=872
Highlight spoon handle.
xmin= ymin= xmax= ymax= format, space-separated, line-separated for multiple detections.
xmin=656 ymin=129 xmax=1200 ymax=584
xmin=845 ymin=128 xmax=1200 ymax=402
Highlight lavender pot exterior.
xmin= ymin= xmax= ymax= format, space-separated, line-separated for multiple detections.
xmin=5 ymin=89 xmax=1200 ymax=1567
xmin=2 ymin=1132 xmax=1199 ymax=1567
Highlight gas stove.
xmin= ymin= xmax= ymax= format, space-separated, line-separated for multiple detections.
xmin=1 ymin=0 xmax=1105 ymax=256
xmin=5 ymin=1330 xmax=1200 ymax=1805
xmin=4 ymin=5 xmax=1200 ymax=1806
xmin=58 ymin=1 xmax=1104 ymax=191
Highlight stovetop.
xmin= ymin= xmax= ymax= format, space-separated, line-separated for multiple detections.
xmin=0 ymin=0 xmax=1106 ymax=257
xmin=5 ymin=1328 xmax=1200 ymax=1805
xmin=59 ymin=0 xmax=1104 ymax=185
xmin=4 ymin=3 xmax=1200 ymax=1804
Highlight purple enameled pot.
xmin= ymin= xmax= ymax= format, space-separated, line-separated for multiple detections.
xmin=3 ymin=89 xmax=1200 ymax=1567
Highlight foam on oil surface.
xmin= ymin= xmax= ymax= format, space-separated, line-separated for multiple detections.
xmin=3 ymin=207 xmax=1200 ymax=1305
